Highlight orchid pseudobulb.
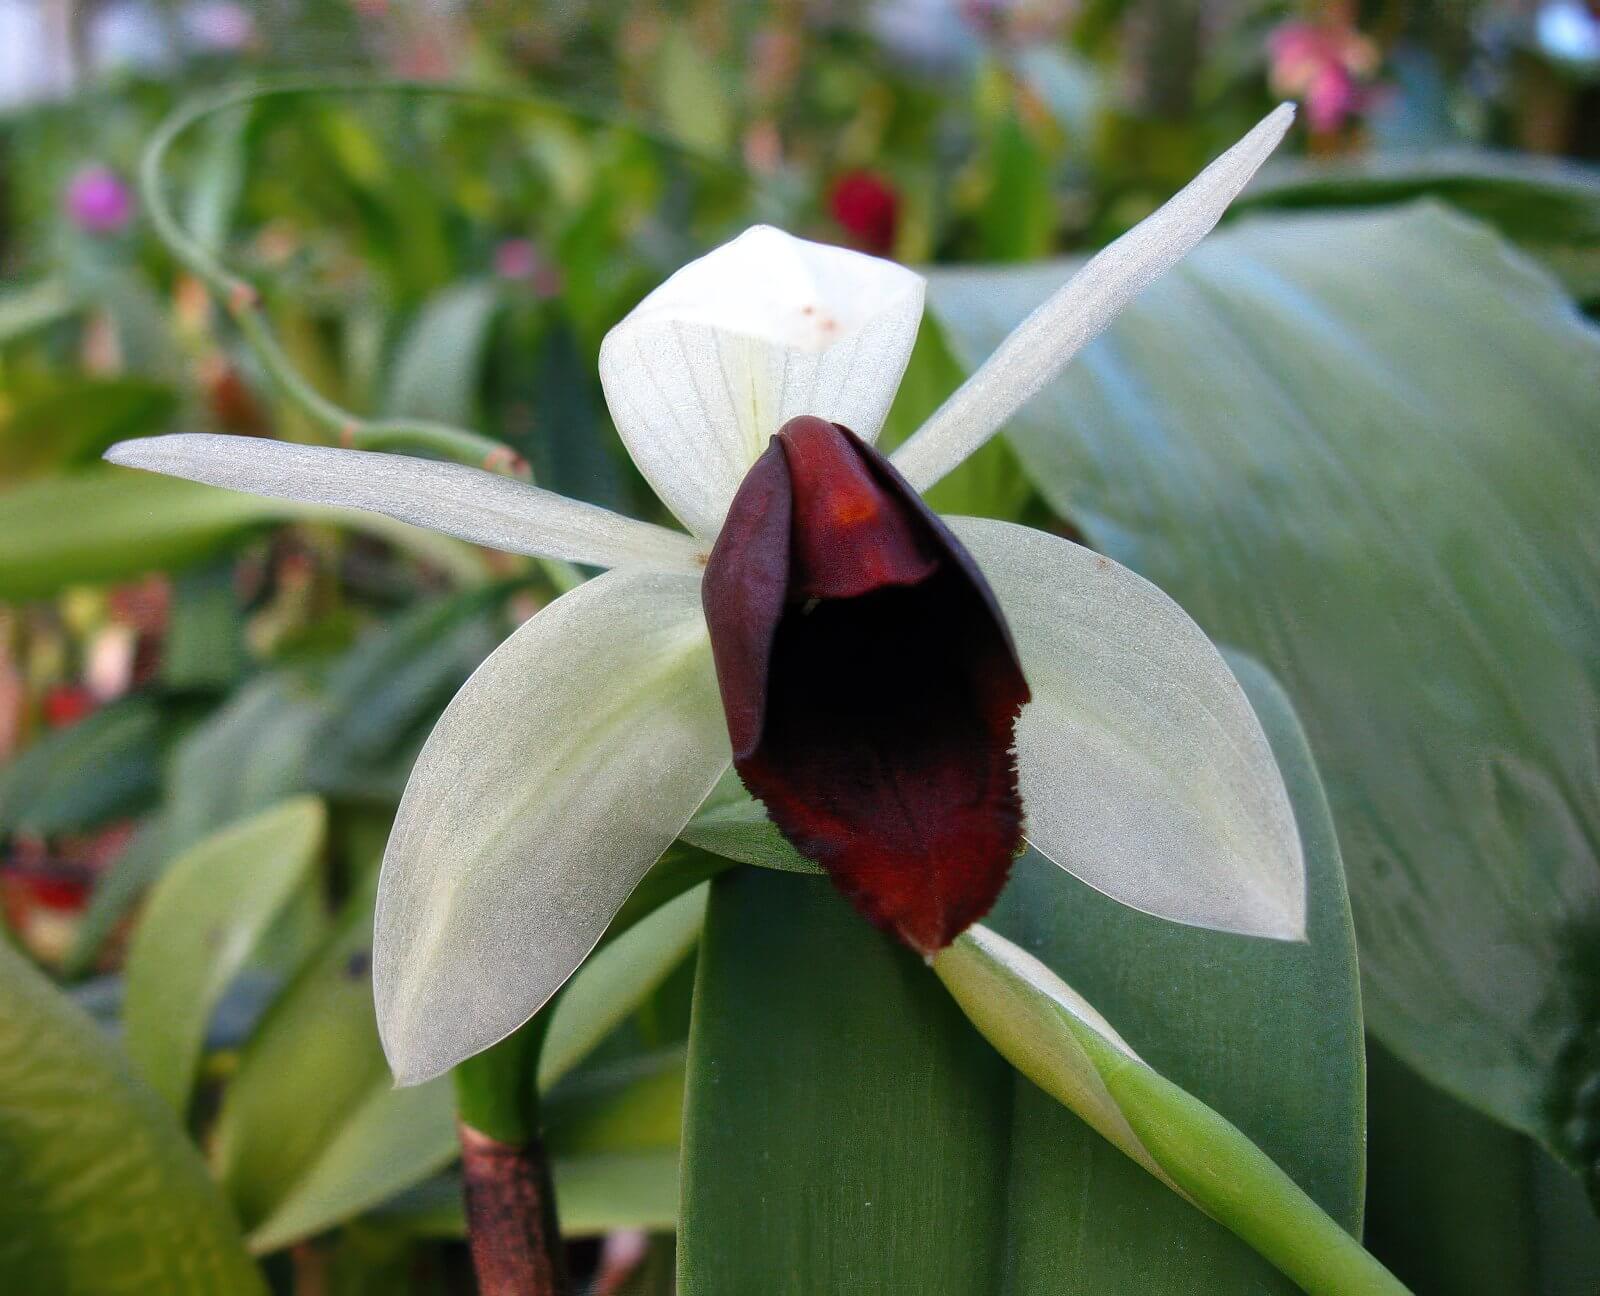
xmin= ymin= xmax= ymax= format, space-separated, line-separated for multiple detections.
xmin=107 ymin=105 xmax=1304 ymax=1085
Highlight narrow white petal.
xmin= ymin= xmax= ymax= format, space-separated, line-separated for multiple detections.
xmin=949 ymin=516 xmax=1305 ymax=940
xmin=374 ymin=569 xmax=731 ymax=1084
xmin=599 ymin=226 xmax=925 ymax=540
xmin=106 ymin=434 xmax=704 ymax=573
xmin=892 ymin=105 xmax=1294 ymax=492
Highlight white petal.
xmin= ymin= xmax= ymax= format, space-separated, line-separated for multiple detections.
xmin=948 ymin=516 xmax=1305 ymax=940
xmin=374 ymin=569 xmax=730 ymax=1084
xmin=598 ymin=225 xmax=925 ymax=540
xmin=892 ymin=105 xmax=1294 ymax=493
xmin=105 ymin=434 xmax=704 ymax=573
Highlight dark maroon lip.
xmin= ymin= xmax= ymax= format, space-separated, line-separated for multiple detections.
xmin=701 ymin=415 xmax=1031 ymax=956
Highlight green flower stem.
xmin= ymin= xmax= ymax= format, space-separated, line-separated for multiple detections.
xmin=453 ymin=1015 xmax=570 ymax=1296
xmin=936 ymin=930 xmax=1411 ymax=1296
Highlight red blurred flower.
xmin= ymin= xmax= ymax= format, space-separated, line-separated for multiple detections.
xmin=41 ymin=685 xmax=94 ymax=729
xmin=829 ymin=170 xmax=901 ymax=256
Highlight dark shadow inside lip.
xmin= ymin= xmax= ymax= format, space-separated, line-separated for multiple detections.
xmin=702 ymin=415 xmax=1030 ymax=955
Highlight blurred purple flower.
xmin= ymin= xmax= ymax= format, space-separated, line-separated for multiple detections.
xmin=65 ymin=166 xmax=135 ymax=235
xmin=1268 ymin=13 xmax=1379 ymax=135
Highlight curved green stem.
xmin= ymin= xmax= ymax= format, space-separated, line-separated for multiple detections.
xmin=138 ymin=78 xmax=755 ymax=478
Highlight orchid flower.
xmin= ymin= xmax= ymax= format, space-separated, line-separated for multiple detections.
xmin=106 ymin=105 xmax=1303 ymax=1086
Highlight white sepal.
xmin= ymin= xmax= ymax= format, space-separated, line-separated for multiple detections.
xmin=950 ymin=516 xmax=1305 ymax=940
xmin=106 ymin=434 xmax=705 ymax=573
xmin=374 ymin=569 xmax=731 ymax=1085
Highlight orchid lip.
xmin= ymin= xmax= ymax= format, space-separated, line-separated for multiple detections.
xmin=701 ymin=415 xmax=1032 ymax=957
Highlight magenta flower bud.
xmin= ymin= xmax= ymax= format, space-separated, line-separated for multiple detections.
xmin=65 ymin=166 xmax=134 ymax=236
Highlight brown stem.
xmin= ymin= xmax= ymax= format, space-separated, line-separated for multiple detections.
xmin=458 ymin=1122 xmax=571 ymax=1296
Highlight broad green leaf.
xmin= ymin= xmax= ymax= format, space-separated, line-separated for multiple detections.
xmin=925 ymin=204 xmax=1600 ymax=1169
xmin=0 ymin=696 xmax=163 ymax=835
xmin=0 ymin=467 xmax=484 ymax=600
xmin=123 ymin=798 xmax=327 ymax=1112
xmin=681 ymin=869 xmax=1014 ymax=1294
xmin=1241 ymin=150 xmax=1600 ymax=298
xmin=0 ymin=938 xmax=266 ymax=1295
xmin=382 ymin=280 xmax=501 ymax=426
xmin=657 ymin=24 xmax=732 ymax=156
xmin=680 ymin=651 xmax=1364 ymax=1293
xmin=222 ymin=875 xmax=704 ymax=1251
xmin=1365 ymin=1040 xmax=1600 ymax=1294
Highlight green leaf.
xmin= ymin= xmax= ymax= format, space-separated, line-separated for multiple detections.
xmin=1365 ymin=1039 xmax=1600 ymax=1293
xmin=0 ymin=278 xmax=78 ymax=344
xmin=0 ymin=470 xmax=288 ymax=600
xmin=0 ymin=466 xmax=486 ymax=600
xmin=680 ymin=868 xmax=1014 ymax=1294
xmin=123 ymin=798 xmax=327 ymax=1112
xmin=221 ymin=875 xmax=704 ymax=1251
xmin=0 ymin=377 xmax=177 ymax=477
xmin=67 ymin=673 xmax=330 ymax=976
xmin=0 ymin=938 xmax=266 ymax=1295
xmin=245 ymin=1082 xmax=457 ymax=1255
xmin=382 ymin=280 xmax=501 ymax=427
xmin=307 ymin=587 xmax=505 ymax=801
xmin=540 ymin=885 xmax=707 ymax=1088
xmin=656 ymin=24 xmax=733 ymax=156
xmin=679 ymin=769 xmax=822 ymax=875
xmin=0 ymin=697 xmax=163 ymax=836
xmin=1240 ymin=150 xmax=1600 ymax=298
xmin=679 ymin=651 xmax=1365 ymax=1293
xmin=924 ymin=204 xmax=1600 ymax=1170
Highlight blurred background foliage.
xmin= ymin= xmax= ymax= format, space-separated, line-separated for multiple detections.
xmin=1 ymin=1 xmax=1598 ymax=1293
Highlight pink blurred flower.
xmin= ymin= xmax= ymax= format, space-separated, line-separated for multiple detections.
xmin=65 ymin=165 xmax=134 ymax=235
xmin=1268 ymin=15 xmax=1380 ymax=135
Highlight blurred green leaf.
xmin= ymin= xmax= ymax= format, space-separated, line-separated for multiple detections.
xmin=925 ymin=204 xmax=1600 ymax=1174
xmin=680 ymin=651 xmax=1364 ymax=1292
xmin=162 ymin=563 xmax=247 ymax=692
xmin=0 ymin=466 xmax=488 ymax=601
xmin=382 ymin=280 xmax=501 ymax=427
xmin=69 ymin=671 xmax=331 ymax=977
xmin=657 ymin=25 xmax=733 ymax=156
xmin=307 ymin=587 xmax=505 ymax=802
xmin=0 ymin=470 xmax=287 ymax=600
xmin=123 ymin=797 xmax=326 ymax=1112
xmin=221 ymin=872 xmax=704 ymax=1252
xmin=1242 ymin=151 xmax=1600 ymax=298
xmin=0 ymin=697 xmax=164 ymax=836
xmin=0 ymin=278 xmax=78 ymax=344
xmin=0 ymin=378 xmax=177 ymax=477
xmin=0 ymin=938 xmax=266 ymax=1295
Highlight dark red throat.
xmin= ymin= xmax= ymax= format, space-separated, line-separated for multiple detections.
xmin=701 ymin=415 xmax=1030 ymax=956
